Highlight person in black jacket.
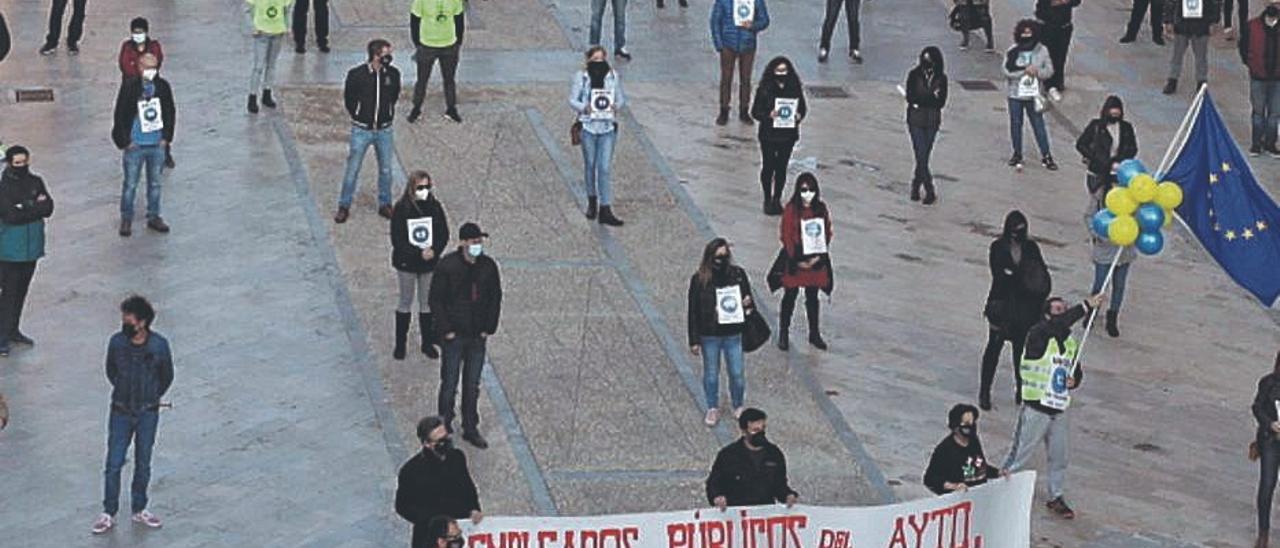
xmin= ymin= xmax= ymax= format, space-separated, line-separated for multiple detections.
xmin=1075 ymin=96 xmax=1138 ymax=194
xmin=1255 ymin=350 xmax=1280 ymax=548
xmin=40 ymin=0 xmax=88 ymax=55
xmin=1121 ymin=0 xmax=1166 ymax=43
xmin=978 ymin=210 xmax=1051 ymax=411
xmin=111 ymin=54 xmax=175 ymax=237
xmin=336 ymin=39 xmax=401 ymax=224
xmin=706 ymin=408 xmax=798 ymax=509
xmin=396 ymin=416 xmax=483 ymax=548
xmin=0 ymin=147 xmax=53 ymax=356
xmin=292 ymin=0 xmax=330 ymax=53
xmin=429 ymin=222 xmax=501 ymax=449
xmin=688 ymin=238 xmax=757 ymax=426
xmin=391 ymin=170 xmax=450 ymax=361
xmin=750 ymin=57 xmax=807 ymax=216
xmin=1034 ymin=0 xmax=1080 ymax=100
xmin=904 ymin=46 xmax=947 ymax=205
xmin=1163 ymin=0 xmax=1220 ymax=94
xmin=924 ymin=403 xmax=1001 ymax=495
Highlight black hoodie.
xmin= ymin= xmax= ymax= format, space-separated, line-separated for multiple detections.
xmin=751 ymin=57 xmax=808 ymax=143
xmin=1074 ymin=95 xmax=1138 ymax=178
xmin=905 ymin=46 xmax=948 ymax=127
xmin=984 ymin=211 xmax=1051 ymax=333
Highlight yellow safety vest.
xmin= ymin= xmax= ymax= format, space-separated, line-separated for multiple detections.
xmin=249 ymin=0 xmax=292 ymax=35
xmin=1019 ymin=336 xmax=1078 ymax=410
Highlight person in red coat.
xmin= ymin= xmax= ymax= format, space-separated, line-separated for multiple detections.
xmin=769 ymin=172 xmax=833 ymax=351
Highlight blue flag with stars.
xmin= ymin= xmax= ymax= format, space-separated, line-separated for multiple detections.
xmin=1161 ymin=92 xmax=1280 ymax=306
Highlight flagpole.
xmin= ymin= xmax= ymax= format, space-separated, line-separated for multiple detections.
xmin=1155 ymin=83 xmax=1209 ymax=179
xmin=1070 ymin=247 xmax=1122 ymax=374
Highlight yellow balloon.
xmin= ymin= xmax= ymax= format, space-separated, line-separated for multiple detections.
xmin=1105 ymin=187 xmax=1138 ymax=216
xmin=1129 ymin=175 xmax=1158 ymax=203
xmin=1108 ymin=215 xmax=1140 ymax=246
xmin=1155 ymin=181 xmax=1184 ymax=210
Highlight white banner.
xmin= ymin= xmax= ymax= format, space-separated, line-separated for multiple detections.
xmin=460 ymin=472 xmax=1035 ymax=548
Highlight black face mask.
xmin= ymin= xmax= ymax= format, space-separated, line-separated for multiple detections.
xmin=1011 ymin=227 xmax=1028 ymax=241
xmin=433 ymin=437 xmax=453 ymax=455
xmin=587 ymin=61 xmax=610 ymax=76
xmin=957 ymin=424 xmax=976 ymax=438
xmin=748 ymin=432 xmax=768 ymax=447
xmin=1017 ymin=36 xmax=1035 ymax=46
xmin=712 ymin=256 xmax=729 ymax=269
xmin=6 ymin=165 xmax=29 ymax=177
xmin=381 ymin=54 xmax=393 ymax=66
xmin=1107 ymin=114 xmax=1122 ymax=124
xmin=122 ymin=322 xmax=139 ymax=338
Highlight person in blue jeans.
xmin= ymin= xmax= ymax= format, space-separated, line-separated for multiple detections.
xmin=590 ymin=0 xmax=631 ymax=60
xmin=110 ymin=54 xmax=175 ymax=236
xmin=687 ymin=237 xmax=756 ymax=427
xmin=569 ymin=46 xmax=626 ymax=226
xmin=92 ymin=295 xmax=174 ymax=535
xmin=335 ymin=39 xmax=401 ymax=224
xmin=1002 ymin=20 xmax=1058 ymax=172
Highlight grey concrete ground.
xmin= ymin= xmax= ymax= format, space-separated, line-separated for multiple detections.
xmin=1 ymin=0 xmax=1279 ymax=546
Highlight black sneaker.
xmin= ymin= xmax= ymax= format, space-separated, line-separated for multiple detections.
xmin=318 ymin=43 xmax=331 ymax=53
xmin=295 ymin=44 xmax=306 ymax=54
xmin=1162 ymin=79 xmax=1177 ymax=95
xmin=818 ymin=47 xmax=829 ymax=63
xmin=247 ymin=94 xmax=260 ymax=114
xmin=1007 ymin=154 xmax=1023 ymax=168
xmin=407 ymin=108 xmax=422 ymax=123
xmin=715 ymin=109 xmax=729 ymax=126
xmin=463 ymin=431 xmax=489 ymax=449
xmin=1119 ymin=34 xmax=1136 ymax=44
xmin=616 ymin=48 xmax=632 ymax=61
xmin=443 ymin=109 xmax=462 ymax=124
xmin=0 ymin=343 xmax=10 ymax=357
xmin=39 ymin=43 xmax=57 ymax=56
xmin=261 ymin=89 xmax=277 ymax=109
xmin=10 ymin=332 xmax=34 ymax=346
xmin=850 ymin=49 xmax=863 ymax=64
xmin=1046 ymin=497 xmax=1076 ymax=519
xmin=1268 ymin=147 xmax=1280 ymax=159
xmin=1042 ymin=156 xmax=1059 ymax=171
xmin=1153 ymin=34 xmax=1166 ymax=46
xmin=67 ymin=43 xmax=79 ymax=55
xmin=1250 ymin=146 xmax=1262 ymax=157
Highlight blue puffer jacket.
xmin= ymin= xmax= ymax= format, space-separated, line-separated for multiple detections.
xmin=710 ymin=0 xmax=770 ymax=53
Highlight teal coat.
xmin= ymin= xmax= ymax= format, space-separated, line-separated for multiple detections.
xmin=0 ymin=168 xmax=53 ymax=263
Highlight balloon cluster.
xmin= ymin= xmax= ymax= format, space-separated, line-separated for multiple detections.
xmin=1090 ymin=160 xmax=1184 ymax=255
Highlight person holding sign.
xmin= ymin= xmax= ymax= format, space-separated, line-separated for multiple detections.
xmin=710 ymin=0 xmax=770 ymax=126
xmin=687 ymin=238 xmax=757 ymax=426
xmin=1002 ymin=19 xmax=1057 ymax=172
xmin=1000 ymin=294 xmax=1103 ymax=521
xmin=1252 ymin=350 xmax=1280 ymax=548
xmin=749 ymin=57 xmax=805 ymax=215
xmin=1161 ymin=0 xmax=1220 ymax=95
xmin=924 ymin=404 xmax=1002 ymax=495
xmin=111 ymin=53 xmax=175 ymax=237
xmin=904 ymin=46 xmax=948 ymax=205
xmin=245 ymin=0 xmax=294 ymax=114
xmin=568 ymin=46 xmax=626 ymax=226
xmin=391 ymin=171 xmax=450 ymax=361
xmin=770 ymin=173 xmax=832 ymax=351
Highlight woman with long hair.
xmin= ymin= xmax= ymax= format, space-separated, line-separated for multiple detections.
xmin=772 ymin=172 xmax=833 ymax=350
xmin=568 ymin=45 xmax=625 ymax=226
xmin=687 ymin=238 xmax=757 ymax=426
xmin=750 ymin=56 xmax=807 ymax=215
xmin=389 ymin=170 xmax=450 ymax=361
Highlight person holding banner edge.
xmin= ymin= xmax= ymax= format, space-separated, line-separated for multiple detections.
xmin=1253 ymin=351 xmax=1280 ymax=548
xmin=1000 ymin=293 xmax=1103 ymax=520
xmin=390 ymin=170 xmax=449 ymax=361
xmin=395 ymin=416 xmax=483 ymax=548
xmin=706 ymin=408 xmax=798 ymax=509
xmin=924 ymin=403 xmax=1002 ymax=495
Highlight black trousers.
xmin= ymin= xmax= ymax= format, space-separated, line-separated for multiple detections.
xmin=439 ymin=335 xmax=486 ymax=433
xmin=1042 ymin=24 xmax=1073 ymax=91
xmin=759 ymin=139 xmax=796 ymax=202
xmin=292 ymin=0 xmax=330 ymax=47
xmin=413 ymin=45 xmax=460 ymax=112
xmin=779 ymin=287 xmax=819 ymax=332
xmin=1124 ymin=0 xmax=1164 ymax=39
xmin=1260 ymin=438 xmax=1280 ymax=532
xmin=819 ymin=0 xmax=860 ymax=50
xmin=0 ymin=261 xmax=37 ymax=340
xmin=979 ymin=325 xmax=1025 ymax=402
xmin=45 ymin=0 xmax=87 ymax=47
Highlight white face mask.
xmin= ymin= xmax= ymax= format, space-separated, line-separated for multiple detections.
xmin=800 ymin=191 xmax=816 ymax=203
xmin=468 ymin=243 xmax=484 ymax=257
xmin=415 ymin=189 xmax=430 ymax=201
xmin=142 ymin=69 xmax=158 ymax=80
xmin=132 ymin=33 xmax=147 ymax=44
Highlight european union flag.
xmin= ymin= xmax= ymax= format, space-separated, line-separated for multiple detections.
xmin=1161 ymin=92 xmax=1280 ymax=306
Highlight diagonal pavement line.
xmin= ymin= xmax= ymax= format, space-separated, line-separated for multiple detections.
xmin=523 ymin=107 xmax=737 ymax=446
xmin=617 ymin=107 xmax=899 ymax=504
xmin=270 ymin=115 xmax=411 ymax=470
xmin=480 ymin=361 xmax=561 ymax=515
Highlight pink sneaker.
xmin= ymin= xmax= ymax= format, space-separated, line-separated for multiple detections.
xmin=91 ymin=513 xmax=115 ymax=534
xmin=132 ymin=510 xmax=162 ymax=529
xmin=704 ymin=408 xmax=720 ymax=427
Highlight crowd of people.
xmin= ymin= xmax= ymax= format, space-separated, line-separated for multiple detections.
xmin=2 ymin=0 xmax=1280 ymax=546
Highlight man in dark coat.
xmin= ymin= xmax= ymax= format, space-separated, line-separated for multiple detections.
xmin=0 ymin=146 xmax=53 ymax=356
xmin=978 ymin=210 xmax=1050 ymax=411
xmin=396 ymin=416 xmax=483 ymax=548
xmin=706 ymin=408 xmax=798 ymax=509
xmin=1163 ymin=0 xmax=1221 ymax=94
xmin=110 ymin=53 xmax=175 ymax=236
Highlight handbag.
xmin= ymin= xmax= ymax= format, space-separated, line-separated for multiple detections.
xmin=571 ymin=121 xmax=583 ymax=146
xmin=742 ymin=309 xmax=772 ymax=353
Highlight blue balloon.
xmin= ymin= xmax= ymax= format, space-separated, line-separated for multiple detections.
xmin=1135 ymin=203 xmax=1165 ymax=232
xmin=1091 ymin=209 xmax=1117 ymax=238
xmin=1136 ymin=230 xmax=1164 ymax=255
xmin=1116 ymin=159 xmax=1147 ymax=187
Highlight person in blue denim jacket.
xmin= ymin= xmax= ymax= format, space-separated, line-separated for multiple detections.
xmin=710 ymin=0 xmax=770 ymax=125
xmin=569 ymin=46 xmax=626 ymax=227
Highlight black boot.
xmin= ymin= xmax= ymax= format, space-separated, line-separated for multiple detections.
xmin=778 ymin=293 xmax=795 ymax=351
xmin=419 ymin=313 xmax=440 ymax=359
xmin=393 ymin=312 xmax=411 ymax=360
xmin=586 ymin=196 xmax=598 ymax=220
xmin=777 ymin=329 xmax=790 ymax=351
xmin=247 ymin=94 xmax=259 ymax=114
xmin=1105 ymin=310 xmax=1120 ymax=338
xmin=910 ymin=180 xmax=921 ymax=202
xmin=739 ymin=108 xmax=754 ymax=125
xmin=716 ymin=107 xmax=730 ymax=126
xmin=261 ymin=89 xmax=277 ymax=108
xmin=922 ymin=180 xmax=938 ymax=205
xmin=598 ymin=205 xmax=624 ymax=226
xmin=806 ymin=298 xmax=828 ymax=350
xmin=1162 ymin=79 xmax=1177 ymax=95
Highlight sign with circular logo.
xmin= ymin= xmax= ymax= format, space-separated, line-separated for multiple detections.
xmin=737 ymin=5 xmax=751 ymax=17
xmin=778 ymin=105 xmax=793 ymax=120
xmin=266 ymin=6 xmax=279 ymax=18
xmin=804 ymin=221 xmax=822 ymax=238
xmin=412 ymin=226 xmax=430 ymax=245
xmin=593 ymin=94 xmax=612 ymax=112
xmin=1051 ymin=366 xmax=1069 ymax=394
xmin=407 ymin=217 xmax=434 ymax=250
xmin=143 ymin=106 xmax=159 ymax=122
xmin=719 ymin=295 xmax=739 ymax=314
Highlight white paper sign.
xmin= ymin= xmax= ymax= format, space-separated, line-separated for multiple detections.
xmin=733 ymin=0 xmax=754 ymax=26
xmin=801 ymin=218 xmax=827 ymax=255
xmin=1183 ymin=0 xmax=1203 ymax=18
xmin=1016 ymin=75 xmax=1040 ymax=99
xmin=774 ymin=98 xmax=799 ymax=129
xmin=1039 ymin=355 xmax=1073 ymax=411
xmin=589 ymin=89 xmax=615 ymax=120
xmin=715 ymin=285 xmax=745 ymax=325
xmin=407 ymin=217 xmax=433 ymax=250
xmin=137 ymin=97 xmax=164 ymax=133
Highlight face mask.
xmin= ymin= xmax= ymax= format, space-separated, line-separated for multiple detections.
xmin=748 ymin=432 xmax=768 ymax=447
xmin=122 ymin=322 xmax=139 ymax=338
xmin=587 ymin=60 xmax=610 ymax=74
xmin=468 ymin=243 xmax=484 ymax=257
xmin=957 ymin=424 xmax=976 ymax=438
xmin=800 ymin=191 xmax=816 ymax=203
xmin=1268 ymin=14 xmax=1280 ymax=27
xmin=712 ymin=256 xmax=728 ymax=268
xmin=142 ymin=68 xmax=158 ymax=80
xmin=6 ymin=165 xmax=29 ymax=177
xmin=1011 ymin=226 xmax=1027 ymax=241
xmin=132 ymin=33 xmax=147 ymax=44
xmin=381 ymin=54 xmax=394 ymax=66
xmin=415 ymin=188 xmax=430 ymax=201
xmin=433 ymin=437 xmax=453 ymax=454
xmin=1017 ymin=35 xmax=1034 ymax=45
xmin=1107 ymin=112 xmax=1122 ymax=123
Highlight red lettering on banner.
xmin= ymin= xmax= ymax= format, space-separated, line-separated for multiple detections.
xmin=887 ymin=518 xmax=908 ymax=548
xmin=668 ymin=522 xmax=694 ymax=548
xmin=818 ymin=529 xmax=853 ymax=548
xmin=885 ymin=501 xmax=982 ymax=548
xmin=908 ymin=513 xmax=930 ymax=547
xmin=538 ymin=530 xmax=559 ymax=548
xmin=624 ymin=527 xmax=640 ymax=548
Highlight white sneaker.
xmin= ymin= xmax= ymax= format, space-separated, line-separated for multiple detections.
xmin=91 ymin=513 xmax=115 ymax=535
xmin=1048 ymin=88 xmax=1063 ymax=102
xmin=733 ymin=406 xmax=746 ymax=419
xmin=704 ymin=408 xmax=720 ymax=427
xmin=132 ymin=510 xmax=162 ymax=529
